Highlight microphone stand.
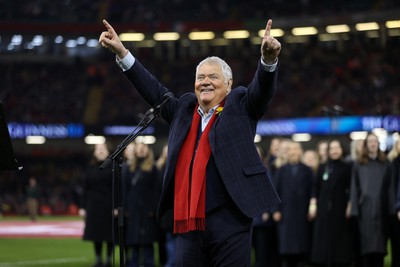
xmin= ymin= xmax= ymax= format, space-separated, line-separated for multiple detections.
xmin=100 ymin=106 xmax=162 ymax=267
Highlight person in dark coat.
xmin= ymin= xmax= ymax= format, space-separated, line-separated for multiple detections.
xmin=26 ymin=176 xmax=40 ymax=222
xmin=273 ymin=141 xmax=314 ymax=267
xmin=388 ymin=138 xmax=400 ymax=267
xmin=350 ymin=133 xmax=393 ymax=267
xmin=122 ymin=142 xmax=159 ymax=267
xmin=311 ymin=139 xmax=354 ymax=267
xmin=80 ymin=143 xmax=114 ymax=267
xmin=99 ymin=18 xmax=281 ymax=267
xmin=253 ymin=144 xmax=280 ymax=267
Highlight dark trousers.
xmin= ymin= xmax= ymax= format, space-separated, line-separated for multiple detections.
xmin=164 ymin=231 xmax=177 ymax=267
xmin=253 ymin=225 xmax=280 ymax=267
xmin=281 ymin=254 xmax=307 ymax=267
xmin=390 ymin=216 xmax=400 ymax=267
xmin=314 ymin=264 xmax=351 ymax=267
xmin=175 ymin=205 xmax=253 ymax=267
xmin=361 ymin=253 xmax=384 ymax=267
xmin=128 ymin=244 xmax=154 ymax=267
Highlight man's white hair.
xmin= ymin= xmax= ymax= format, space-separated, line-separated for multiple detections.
xmin=195 ymin=56 xmax=233 ymax=84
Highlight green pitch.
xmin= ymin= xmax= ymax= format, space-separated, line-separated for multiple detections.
xmin=0 ymin=238 xmax=393 ymax=267
xmin=0 ymin=238 xmax=103 ymax=266
xmin=0 ymin=216 xmax=125 ymax=267
xmin=0 ymin=216 xmax=393 ymax=267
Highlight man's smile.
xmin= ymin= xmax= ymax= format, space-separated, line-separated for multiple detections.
xmin=200 ymin=88 xmax=214 ymax=93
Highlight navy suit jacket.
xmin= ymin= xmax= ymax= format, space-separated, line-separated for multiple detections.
xmin=123 ymin=59 xmax=280 ymax=221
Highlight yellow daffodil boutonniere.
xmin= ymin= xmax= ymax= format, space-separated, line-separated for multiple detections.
xmin=216 ymin=106 xmax=224 ymax=115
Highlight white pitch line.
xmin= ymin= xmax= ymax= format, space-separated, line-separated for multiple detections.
xmin=0 ymin=257 xmax=88 ymax=266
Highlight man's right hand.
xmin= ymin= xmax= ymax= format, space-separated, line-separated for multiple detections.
xmin=99 ymin=19 xmax=128 ymax=59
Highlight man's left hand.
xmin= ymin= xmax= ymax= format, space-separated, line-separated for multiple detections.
xmin=261 ymin=19 xmax=281 ymax=64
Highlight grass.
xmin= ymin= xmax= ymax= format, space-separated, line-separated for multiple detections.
xmin=0 ymin=238 xmax=99 ymax=267
xmin=0 ymin=238 xmax=392 ymax=267
xmin=0 ymin=238 xmax=162 ymax=267
xmin=0 ymin=216 xmax=125 ymax=267
xmin=0 ymin=215 xmax=163 ymax=267
xmin=0 ymin=215 xmax=81 ymax=222
xmin=0 ymin=216 xmax=394 ymax=267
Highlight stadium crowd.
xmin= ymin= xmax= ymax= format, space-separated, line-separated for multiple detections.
xmin=1 ymin=37 xmax=399 ymax=125
xmin=1 ymin=0 xmax=398 ymax=24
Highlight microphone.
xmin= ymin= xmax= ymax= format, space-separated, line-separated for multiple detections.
xmin=144 ymin=92 xmax=173 ymax=118
xmin=154 ymin=92 xmax=173 ymax=110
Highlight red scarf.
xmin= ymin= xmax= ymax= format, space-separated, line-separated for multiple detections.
xmin=173 ymin=103 xmax=221 ymax=233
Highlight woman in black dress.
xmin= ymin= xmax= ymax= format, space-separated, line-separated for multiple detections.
xmin=81 ymin=143 xmax=114 ymax=267
xmin=311 ymin=139 xmax=354 ymax=267
xmin=122 ymin=142 xmax=159 ymax=267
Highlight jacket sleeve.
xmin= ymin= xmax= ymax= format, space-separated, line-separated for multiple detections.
xmin=242 ymin=61 xmax=278 ymax=120
xmin=123 ymin=59 xmax=179 ymax=124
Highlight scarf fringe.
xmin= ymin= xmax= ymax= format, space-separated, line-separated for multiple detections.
xmin=173 ymin=218 xmax=206 ymax=234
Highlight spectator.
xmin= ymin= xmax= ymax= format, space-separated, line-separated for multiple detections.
xmin=350 ymin=133 xmax=393 ymax=267
xmin=80 ymin=142 xmax=114 ymax=267
xmin=316 ymin=140 xmax=329 ymax=165
xmin=388 ymin=138 xmax=400 ymax=267
xmin=302 ymin=149 xmax=319 ymax=174
xmin=26 ymin=176 xmax=40 ymax=222
xmin=265 ymin=137 xmax=282 ymax=168
xmin=272 ymin=138 xmax=291 ymax=171
xmin=311 ymin=139 xmax=354 ymax=267
xmin=273 ymin=141 xmax=314 ymax=267
xmin=122 ymin=142 xmax=159 ymax=267
xmin=345 ymin=139 xmax=364 ymax=163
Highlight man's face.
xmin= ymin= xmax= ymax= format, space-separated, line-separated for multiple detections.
xmin=195 ymin=63 xmax=231 ymax=111
xmin=287 ymin=142 xmax=302 ymax=164
xmin=302 ymin=150 xmax=317 ymax=168
xmin=329 ymin=141 xmax=343 ymax=160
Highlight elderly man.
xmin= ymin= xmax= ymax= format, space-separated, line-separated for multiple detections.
xmin=99 ymin=19 xmax=281 ymax=267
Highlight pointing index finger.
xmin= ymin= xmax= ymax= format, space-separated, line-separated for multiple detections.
xmin=103 ymin=19 xmax=117 ymax=36
xmin=264 ymin=19 xmax=272 ymax=38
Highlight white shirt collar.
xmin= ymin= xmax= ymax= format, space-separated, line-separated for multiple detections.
xmin=197 ymin=104 xmax=219 ymax=117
